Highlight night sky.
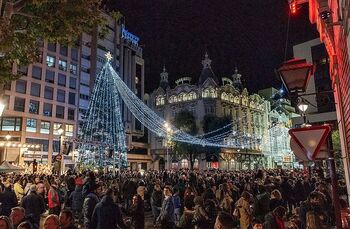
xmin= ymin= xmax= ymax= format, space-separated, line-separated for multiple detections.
xmin=110 ymin=1 xmax=319 ymax=93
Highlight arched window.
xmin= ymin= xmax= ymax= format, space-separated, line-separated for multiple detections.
xmin=229 ymin=94 xmax=234 ymax=102
xmin=174 ymin=96 xmax=178 ymax=102
xmin=192 ymin=92 xmax=197 ymax=99
xmin=194 ymin=159 xmax=199 ymax=169
xmin=221 ymin=92 xmax=227 ymax=100
xmin=234 ymin=96 xmax=240 ymax=104
xmin=169 ymin=96 xmax=174 ymax=104
xmin=156 ymin=97 xmax=161 ymax=106
xmin=183 ymin=93 xmax=189 ymax=101
xmin=210 ymin=88 xmax=217 ymax=98
xmin=160 ymin=97 xmax=165 ymax=105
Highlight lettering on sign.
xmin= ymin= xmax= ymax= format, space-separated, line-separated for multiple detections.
xmin=121 ymin=25 xmax=139 ymax=46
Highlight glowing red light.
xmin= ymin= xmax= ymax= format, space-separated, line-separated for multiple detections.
xmin=290 ymin=1 xmax=297 ymax=14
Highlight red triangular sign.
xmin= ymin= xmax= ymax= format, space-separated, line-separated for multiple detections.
xmin=289 ymin=125 xmax=331 ymax=161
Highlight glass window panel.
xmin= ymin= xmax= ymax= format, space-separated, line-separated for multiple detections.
xmin=30 ymin=83 xmax=41 ymax=97
xmin=70 ymin=63 xmax=77 ymax=75
xmin=56 ymin=105 xmax=64 ymax=119
xmin=58 ymin=73 xmax=66 ymax=87
xmin=26 ymin=118 xmax=37 ymax=132
xmin=44 ymin=86 xmax=53 ymax=100
xmin=69 ymin=77 xmax=76 ymax=89
xmin=68 ymin=108 xmax=75 ymax=120
xmin=29 ymin=100 xmax=39 ymax=114
xmin=14 ymin=97 xmax=25 ymax=112
xmin=26 ymin=138 xmax=49 ymax=152
xmin=68 ymin=92 xmax=75 ymax=105
xmin=53 ymin=123 xmax=63 ymax=135
xmin=2 ymin=118 xmax=15 ymax=131
xmin=40 ymin=121 xmax=50 ymax=134
xmin=60 ymin=45 xmax=68 ymax=56
xmin=47 ymin=43 xmax=56 ymax=52
xmin=46 ymin=55 xmax=55 ymax=68
xmin=71 ymin=48 xmax=78 ymax=61
xmin=15 ymin=80 xmax=27 ymax=94
xmin=43 ymin=103 xmax=52 ymax=117
xmin=45 ymin=70 xmax=55 ymax=83
xmin=17 ymin=66 xmax=28 ymax=75
xmin=58 ymin=59 xmax=67 ymax=71
xmin=32 ymin=66 xmax=42 ymax=79
xmin=57 ymin=89 xmax=65 ymax=103
xmin=65 ymin=124 xmax=74 ymax=137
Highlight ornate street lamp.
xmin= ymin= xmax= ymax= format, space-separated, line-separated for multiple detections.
xmin=277 ymin=58 xmax=314 ymax=94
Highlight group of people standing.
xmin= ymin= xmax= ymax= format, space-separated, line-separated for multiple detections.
xmin=0 ymin=168 xmax=347 ymax=229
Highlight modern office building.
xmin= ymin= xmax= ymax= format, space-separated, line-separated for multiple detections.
xmin=148 ymin=53 xmax=269 ymax=170
xmin=1 ymin=40 xmax=80 ymax=170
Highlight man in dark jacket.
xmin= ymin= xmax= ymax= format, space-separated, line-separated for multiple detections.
xmin=299 ymin=191 xmax=324 ymax=229
xmin=20 ymin=184 xmax=45 ymax=228
xmin=151 ymin=184 xmax=162 ymax=226
xmin=91 ymin=188 xmax=127 ymax=229
xmin=0 ymin=180 xmax=18 ymax=216
xmin=82 ymin=184 xmax=101 ymax=229
xmin=157 ymin=185 xmax=175 ymax=229
xmin=253 ymin=185 xmax=270 ymax=222
xmin=69 ymin=184 xmax=83 ymax=220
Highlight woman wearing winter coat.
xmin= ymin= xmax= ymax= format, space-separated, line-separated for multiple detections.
xmin=236 ymin=191 xmax=252 ymax=229
xmin=129 ymin=194 xmax=145 ymax=229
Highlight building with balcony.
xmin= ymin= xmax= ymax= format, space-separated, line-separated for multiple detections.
xmin=148 ymin=53 xmax=269 ymax=170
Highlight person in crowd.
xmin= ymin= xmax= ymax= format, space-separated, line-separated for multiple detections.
xmin=214 ymin=211 xmax=235 ymax=229
xmin=151 ymin=183 xmax=162 ymax=226
xmin=136 ymin=181 xmax=146 ymax=201
xmin=299 ymin=191 xmax=325 ymax=229
xmin=236 ymin=191 xmax=253 ymax=229
xmin=123 ymin=178 xmax=137 ymax=211
xmin=82 ymin=171 xmax=96 ymax=198
xmin=17 ymin=221 xmax=33 ymax=229
xmin=59 ymin=209 xmax=77 ymax=229
xmin=128 ymin=194 xmax=145 ymax=229
xmin=20 ymin=184 xmax=45 ymax=228
xmin=43 ymin=215 xmax=60 ymax=229
xmin=0 ymin=216 xmax=13 ymax=229
xmin=178 ymin=198 xmax=195 ymax=229
xmin=82 ymin=184 xmax=101 ymax=229
xmin=263 ymin=206 xmax=287 ymax=229
xmin=157 ymin=185 xmax=175 ymax=229
xmin=14 ymin=178 xmax=25 ymax=203
xmin=91 ymin=188 xmax=127 ymax=229
xmin=253 ymin=185 xmax=270 ymax=222
xmin=269 ymin=189 xmax=285 ymax=212
xmin=69 ymin=181 xmax=83 ymax=222
xmin=249 ymin=218 xmax=263 ymax=229
xmin=9 ymin=207 xmax=25 ymax=229
xmin=48 ymin=181 xmax=60 ymax=215
xmin=0 ymin=179 xmax=17 ymax=217
xmin=172 ymin=188 xmax=181 ymax=225
xmin=192 ymin=196 xmax=209 ymax=229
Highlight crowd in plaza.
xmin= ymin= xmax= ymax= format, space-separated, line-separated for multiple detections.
xmin=0 ymin=167 xmax=348 ymax=229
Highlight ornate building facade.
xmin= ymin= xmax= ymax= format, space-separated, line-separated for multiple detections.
xmin=148 ymin=53 xmax=269 ymax=170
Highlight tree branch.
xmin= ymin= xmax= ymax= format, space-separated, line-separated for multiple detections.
xmin=13 ymin=0 xmax=32 ymax=13
xmin=13 ymin=11 xmax=38 ymax=18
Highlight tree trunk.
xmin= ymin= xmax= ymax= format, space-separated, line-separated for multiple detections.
xmin=189 ymin=152 xmax=194 ymax=170
xmin=2 ymin=0 xmax=31 ymax=19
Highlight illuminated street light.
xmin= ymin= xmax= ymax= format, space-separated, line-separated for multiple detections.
xmin=297 ymin=100 xmax=309 ymax=113
xmin=5 ymin=134 xmax=11 ymax=141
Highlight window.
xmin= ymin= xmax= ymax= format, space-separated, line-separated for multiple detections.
xmin=46 ymin=55 xmax=55 ymax=68
xmin=17 ymin=66 xmax=28 ymax=75
xmin=1 ymin=117 xmax=22 ymax=131
xmin=79 ymin=94 xmax=89 ymax=100
xmin=68 ymin=108 xmax=75 ymax=120
xmin=69 ymin=77 xmax=76 ymax=89
xmin=43 ymin=103 xmax=52 ymax=117
xmin=68 ymin=92 xmax=75 ymax=105
xmin=53 ymin=123 xmax=63 ymax=135
xmin=70 ymin=63 xmax=77 ymax=75
xmin=26 ymin=118 xmax=37 ymax=132
xmin=58 ymin=59 xmax=67 ymax=71
xmin=44 ymin=86 xmax=53 ymax=100
xmin=15 ymin=80 xmax=27 ymax=94
xmin=31 ymin=66 xmax=42 ymax=79
xmin=65 ymin=124 xmax=74 ymax=137
xmin=58 ymin=73 xmax=66 ymax=86
xmin=45 ymin=70 xmax=55 ymax=83
xmin=47 ymin=43 xmax=56 ymax=52
xmin=71 ymin=48 xmax=78 ymax=61
xmin=14 ymin=97 xmax=25 ymax=112
xmin=30 ymin=83 xmax=41 ymax=97
xmin=56 ymin=105 xmax=64 ymax=119
xmin=26 ymin=138 xmax=49 ymax=152
xmin=60 ymin=45 xmax=68 ymax=56
xmin=40 ymin=121 xmax=50 ymax=134
xmin=57 ymin=89 xmax=65 ymax=103
xmin=29 ymin=100 xmax=39 ymax=114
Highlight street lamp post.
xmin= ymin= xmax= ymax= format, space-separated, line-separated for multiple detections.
xmin=4 ymin=134 xmax=11 ymax=162
xmin=57 ymin=128 xmax=64 ymax=175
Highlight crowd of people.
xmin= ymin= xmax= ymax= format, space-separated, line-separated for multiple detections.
xmin=0 ymin=168 xmax=348 ymax=229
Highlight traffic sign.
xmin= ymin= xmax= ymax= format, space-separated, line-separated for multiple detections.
xmin=289 ymin=125 xmax=331 ymax=161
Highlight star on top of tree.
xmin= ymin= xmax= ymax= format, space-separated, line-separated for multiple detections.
xmin=105 ymin=52 xmax=113 ymax=61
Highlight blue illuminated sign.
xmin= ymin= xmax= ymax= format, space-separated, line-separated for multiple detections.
xmin=121 ymin=25 xmax=139 ymax=46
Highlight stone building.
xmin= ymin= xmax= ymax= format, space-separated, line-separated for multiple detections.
xmin=149 ymin=53 xmax=269 ymax=170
